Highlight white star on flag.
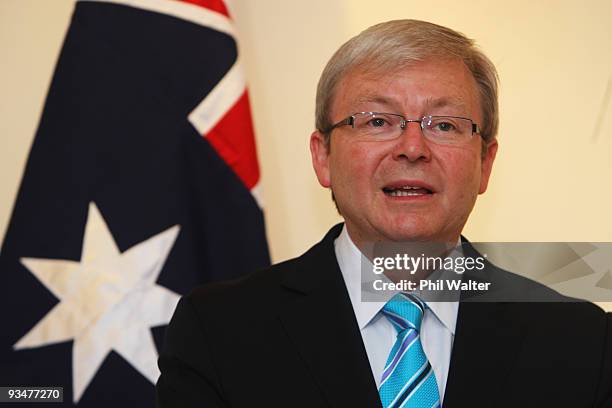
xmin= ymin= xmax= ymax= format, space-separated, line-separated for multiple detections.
xmin=13 ymin=202 xmax=181 ymax=403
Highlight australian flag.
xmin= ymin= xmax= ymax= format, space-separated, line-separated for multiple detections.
xmin=0 ymin=0 xmax=270 ymax=406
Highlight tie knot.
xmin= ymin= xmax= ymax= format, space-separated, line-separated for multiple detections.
xmin=382 ymin=293 xmax=425 ymax=333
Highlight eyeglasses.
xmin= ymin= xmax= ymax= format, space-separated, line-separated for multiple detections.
xmin=322 ymin=112 xmax=481 ymax=145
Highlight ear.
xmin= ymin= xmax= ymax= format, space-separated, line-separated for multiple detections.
xmin=310 ymin=130 xmax=331 ymax=188
xmin=478 ymin=138 xmax=498 ymax=194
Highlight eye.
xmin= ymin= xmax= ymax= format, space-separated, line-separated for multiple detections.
xmin=434 ymin=121 xmax=456 ymax=132
xmin=367 ymin=117 xmax=390 ymax=127
xmin=353 ymin=113 xmax=402 ymax=136
xmin=425 ymin=116 xmax=464 ymax=134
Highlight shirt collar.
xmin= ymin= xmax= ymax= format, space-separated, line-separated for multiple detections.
xmin=334 ymin=224 xmax=459 ymax=334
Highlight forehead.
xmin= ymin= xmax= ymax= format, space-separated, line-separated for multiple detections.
xmin=332 ymin=58 xmax=481 ymax=118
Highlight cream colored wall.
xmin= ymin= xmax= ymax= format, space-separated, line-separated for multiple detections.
xmin=1 ymin=1 xmax=611 ymax=308
xmin=0 ymin=0 xmax=75 ymax=242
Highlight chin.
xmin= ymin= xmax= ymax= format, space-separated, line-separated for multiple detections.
xmin=377 ymin=216 xmax=435 ymax=241
xmin=379 ymin=225 xmax=438 ymax=243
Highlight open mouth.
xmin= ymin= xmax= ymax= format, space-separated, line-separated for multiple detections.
xmin=382 ymin=185 xmax=433 ymax=197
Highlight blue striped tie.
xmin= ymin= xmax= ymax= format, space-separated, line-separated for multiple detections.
xmin=379 ymin=293 xmax=440 ymax=408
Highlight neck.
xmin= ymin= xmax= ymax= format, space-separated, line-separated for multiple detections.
xmin=344 ymin=225 xmax=462 ymax=282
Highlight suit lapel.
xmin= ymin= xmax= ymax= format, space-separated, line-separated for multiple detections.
xmin=444 ymin=242 xmax=527 ymax=407
xmin=276 ymin=230 xmax=528 ymax=407
xmin=278 ymin=225 xmax=382 ymax=408
xmin=443 ymin=301 xmax=525 ymax=407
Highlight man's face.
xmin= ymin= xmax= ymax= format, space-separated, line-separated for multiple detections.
xmin=310 ymin=58 xmax=498 ymax=247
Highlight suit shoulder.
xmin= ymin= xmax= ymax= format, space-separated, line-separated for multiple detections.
xmin=497 ymin=275 xmax=608 ymax=330
xmin=183 ymin=223 xmax=343 ymax=308
xmin=183 ymin=255 xmax=302 ymax=308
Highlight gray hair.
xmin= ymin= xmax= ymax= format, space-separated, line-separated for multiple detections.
xmin=315 ymin=19 xmax=499 ymax=147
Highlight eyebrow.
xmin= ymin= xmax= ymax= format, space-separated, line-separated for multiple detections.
xmin=355 ymin=95 xmax=470 ymax=114
xmin=355 ymin=95 xmax=399 ymax=109
xmin=423 ymin=97 xmax=469 ymax=113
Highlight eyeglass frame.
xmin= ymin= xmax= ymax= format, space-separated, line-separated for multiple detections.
xmin=320 ymin=111 xmax=482 ymax=140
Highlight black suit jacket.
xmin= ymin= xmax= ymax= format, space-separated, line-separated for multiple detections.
xmin=156 ymin=224 xmax=612 ymax=407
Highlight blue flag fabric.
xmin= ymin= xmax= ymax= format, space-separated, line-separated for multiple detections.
xmin=0 ymin=1 xmax=270 ymax=406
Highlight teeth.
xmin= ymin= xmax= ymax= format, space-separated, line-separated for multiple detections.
xmin=388 ymin=190 xmax=425 ymax=197
xmin=383 ymin=185 xmax=432 ymax=197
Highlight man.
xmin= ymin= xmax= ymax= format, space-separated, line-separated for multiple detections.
xmin=156 ymin=20 xmax=612 ymax=407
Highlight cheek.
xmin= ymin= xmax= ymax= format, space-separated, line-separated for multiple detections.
xmin=439 ymin=150 xmax=483 ymax=200
xmin=330 ymin=142 xmax=382 ymax=188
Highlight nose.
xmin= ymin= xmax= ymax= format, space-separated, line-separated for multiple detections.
xmin=391 ymin=120 xmax=432 ymax=162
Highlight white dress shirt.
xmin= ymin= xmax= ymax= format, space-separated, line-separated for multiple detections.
xmin=334 ymin=225 xmax=459 ymax=402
